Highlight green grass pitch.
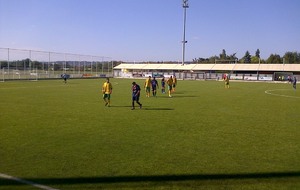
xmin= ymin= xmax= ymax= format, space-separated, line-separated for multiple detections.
xmin=0 ymin=78 xmax=300 ymax=189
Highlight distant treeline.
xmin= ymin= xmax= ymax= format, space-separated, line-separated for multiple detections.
xmin=192 ymin=49 xmax=300 ymax=64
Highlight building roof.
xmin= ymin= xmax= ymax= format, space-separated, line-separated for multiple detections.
xmin=114 ymin=63 xmax=300 ymax=72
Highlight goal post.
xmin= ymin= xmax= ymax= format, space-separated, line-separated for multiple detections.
xmin=274 ymin=72 xmax=293 ymax=81
xmin=0 ymin=68 xmax=4 ymax=82
xmin=183 ymin=71 xmax=206 ymax=80
xmin=29 ymin=68 xmax=38 ymax=81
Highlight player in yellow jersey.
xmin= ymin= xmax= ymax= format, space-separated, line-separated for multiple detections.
xmin=166 ymin=76 xmax=173 ymax=97
xmin=224 ymin=74 xmax=230 ymax=89
xmin=102 ymin=77 xmax=113 ymax=106
xmin=144 ymin=76 xmax=151 ymax=97
xmin=172 ymin=75 xmax=177 ymax=92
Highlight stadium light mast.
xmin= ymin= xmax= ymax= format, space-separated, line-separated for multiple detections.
xmin=182 ymin=0 xmax=189 ymax=65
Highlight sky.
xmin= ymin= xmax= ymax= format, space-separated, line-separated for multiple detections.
xmin=0 ymin=0 xmax=300 ymax=61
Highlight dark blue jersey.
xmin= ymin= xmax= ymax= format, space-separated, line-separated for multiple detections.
xmin=132 ymin=84 xmax=141 ymax=96
xmin=161 ymin=79 xmax=165 ymax=87
xmin=151 ymin=79 xmax=158 ymax=87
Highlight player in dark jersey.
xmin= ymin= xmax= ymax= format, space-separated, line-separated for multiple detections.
xmin=132 ymin=82 xmax=142 ymax=110
xmin=61 ymin=73 xmax=68 ymax=83
xmin=161 ymin=77 xmax=165 ymax=94
xmin=151 ymin=77 xmax=159 ymax=97
xmin=293 ymin=76 xmax=297 ymax=90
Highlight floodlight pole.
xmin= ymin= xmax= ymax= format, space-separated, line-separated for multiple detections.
xmin=182 ymin=0 xmax=189 ymax=66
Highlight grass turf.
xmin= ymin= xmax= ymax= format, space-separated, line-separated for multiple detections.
xmin=0 ymin=78 xmax=300 ymax=189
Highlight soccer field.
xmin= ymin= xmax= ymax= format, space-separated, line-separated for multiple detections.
xmin=0 ymin=78 xmax=300 ymax=190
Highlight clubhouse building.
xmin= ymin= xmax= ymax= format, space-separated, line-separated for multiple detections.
xmin=114 ymin=63 xmax=300 ymax=81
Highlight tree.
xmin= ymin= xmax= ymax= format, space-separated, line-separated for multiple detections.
xmin=209 ymin=56 xmax=219 ymax=63
xmin=0 ymin=60 xmax=8 ymax=68
xmin=255 ymin=49 xmax=260 ymax=58
xmin=219 ymin=49 xmax=227 ymax=60
xmin=266 ymin=54 xmax=282 ymax=63
xmin=192 ymin=57 xmax=209 ymax=63
xmin=251 ymin=56 xmax=260 ymax=63
xmin=228 ymin=53 xmax=238 ymax=62
xmin=283 ymin=51 xmax=300 ymax=63
xmin=243 ymin=51 xmax=251 ymax=63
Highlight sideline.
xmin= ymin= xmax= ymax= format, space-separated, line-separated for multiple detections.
xmin=0 ymin=84 xmax=77 ymax=90
xmin=265 ymin=89 xmax=300 ymax=99
xmin=0 ymin=173 xmax=59 ymax=190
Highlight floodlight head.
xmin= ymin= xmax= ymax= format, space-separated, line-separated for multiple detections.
xmin=183 ymin=0 xmax=189 ymax=8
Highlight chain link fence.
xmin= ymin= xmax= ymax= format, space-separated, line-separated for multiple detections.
xmin=0 ymin=48 xmax=112 ymax=81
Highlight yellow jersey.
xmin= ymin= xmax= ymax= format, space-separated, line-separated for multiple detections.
xmin=102 ymin=82 xmax=112 ymax=94
xmin=167 ymin=77 xmax=173 ymax=86
xmin=145 ymin=78 xmax=151 ymax=87
xmin=173 ymin=77 xmax=177 ymax=85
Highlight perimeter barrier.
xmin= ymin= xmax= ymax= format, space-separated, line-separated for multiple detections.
xmin=0 ymin=48 xmax=112 ymax=81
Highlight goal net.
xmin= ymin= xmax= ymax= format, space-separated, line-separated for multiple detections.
xmin=274 ymin=72 xmax=293 ymax=81
xmin=0 ymin=68 xmax=4 ymax=82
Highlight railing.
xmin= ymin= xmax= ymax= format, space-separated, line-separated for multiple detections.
xmin=0 ymin=48 xmax=112 ymax=81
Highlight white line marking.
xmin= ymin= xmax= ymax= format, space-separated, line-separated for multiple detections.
xmin=0 ymin=173 xmax=59 ymax=190
xmin=265 ymin=89 xmax=300 ymax=99
xmin=0 ymin=84 xmax=77 ymax=90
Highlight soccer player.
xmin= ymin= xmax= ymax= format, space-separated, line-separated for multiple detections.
xmin=166 ymin=76 xmax=173 ymax=97
xmin=102 ymin=77 xmax=113 ymax=106
xmin=151 ymin=77 xmax=159 ymax=97
xmin=144 ymin=76 xmax=151 ymax=97
xmin=224 ymin=74 xmax=230 ymax=89
xmin=288 ymin=75 xmax=292 ymax=83
xmin=293 ymin=76 xmax=297 ymax=90
xmin=61 ymin=73 xmax=68 ymax=84
xmin=132 ymin=82 xmax=142 ymax=110
xmin=172 ymin=75 xmax=177 ymax=92
xmin=161 ymin=77 xmax=166 ymax=94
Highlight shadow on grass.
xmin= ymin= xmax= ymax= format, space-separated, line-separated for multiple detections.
xmin=2 ymin=172 xmax=300 ymax=186
xmin=144 ymin=108 xmax=174 ymax=110
xmin=109 ymin=105 xmax=174 ymax=110
xmin=109 ymin=105 xmax=132 ymax=108
xmin=158 ymin=95 xmax=198 ymax=98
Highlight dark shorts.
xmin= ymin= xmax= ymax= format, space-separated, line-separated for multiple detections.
xmin=145 ymin=87 xmax=150 ymax=93
xmin=103 ymin=94 xmax=111 ymax=99
xmin=152 ymin=86 xmax=157 ymax=91
xmin=132 ymin=95 xmax=140 ymax=101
